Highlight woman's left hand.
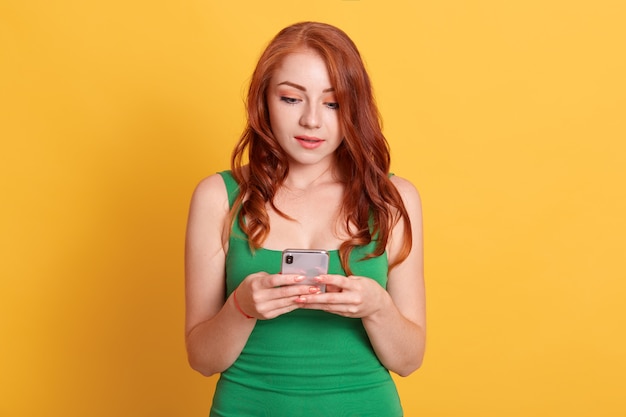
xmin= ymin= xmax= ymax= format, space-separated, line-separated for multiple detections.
xmin=295 ymin=274 xmax=389 ymax=318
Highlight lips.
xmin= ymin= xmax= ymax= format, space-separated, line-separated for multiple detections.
xmin=294 ymin=135 xmax=324 ymax=149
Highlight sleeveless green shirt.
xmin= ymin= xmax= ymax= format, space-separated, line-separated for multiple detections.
xmin=210 ymin=171 xmax=403 ymax=417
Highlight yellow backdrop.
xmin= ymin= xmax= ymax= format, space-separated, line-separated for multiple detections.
xmin=1 ymin=0 xmax=625 ymax=416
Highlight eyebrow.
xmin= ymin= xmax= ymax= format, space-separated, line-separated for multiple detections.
xmin=277 ymin=81 xmax=335 ymax=93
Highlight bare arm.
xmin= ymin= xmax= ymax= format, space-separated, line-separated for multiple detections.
xmin=185 ymin=174 xmax=256 ymax=376
xmin=362 ymin=175 xmax=426 ymax=375
xmin=185 ymin=174 xmax=318 ymax=376
xmin=297 ymin=176 xmax=426 ymax=376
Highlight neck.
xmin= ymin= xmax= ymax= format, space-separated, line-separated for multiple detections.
xmin=283 ymin=160 xmax=338 ymax=191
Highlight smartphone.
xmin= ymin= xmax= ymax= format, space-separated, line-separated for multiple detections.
xmin=281 ymin=249 xmax=329 ymax=292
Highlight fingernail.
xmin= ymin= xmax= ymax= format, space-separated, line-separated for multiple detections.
xmin=308 ymin=286 xmax=321 ymax=294
xmin=294 ymin=275 xmax=305 ymax=282
xmin=296 ymin=296 xmax=306 ymax=302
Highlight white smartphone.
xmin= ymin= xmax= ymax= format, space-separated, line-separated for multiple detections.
xmin=281 ymin=249 xmax=329 ymax=292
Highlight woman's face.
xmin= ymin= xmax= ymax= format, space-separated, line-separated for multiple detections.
xmin=267 ymin=50 xmax=343 ymax=169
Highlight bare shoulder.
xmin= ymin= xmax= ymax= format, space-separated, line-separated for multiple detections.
xmin=188 ymin=173 xmax=230 ymax=218
xmin=390 ymin=175 xmax=422 ymax=211
xmin=187 ymin=173 xmax=230 ymax=245
xmin=192 ymin=173 xmax=228 ymax=204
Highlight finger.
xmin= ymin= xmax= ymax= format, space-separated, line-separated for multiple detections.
xmin=264 ymin=304 xmax=301 ymax=319
xmin=258 ymin=288 xmax=320 ymax=319
xmin=325 ymin=284 xmax=342 ymax=293
xmin=262 ymin=273 xmax=307 ymax=289
xmin=312 ymin=276 xmax=351 ymax=294
xmin=259 ymin=298 xmax=302 ymax=319
xmin=299 ymin=289 xmax=364 ymax=306
xmin=267 ymin=284 xmax=323 ymax=300
xmin=296 ymin=300 xmax=359 ymax=317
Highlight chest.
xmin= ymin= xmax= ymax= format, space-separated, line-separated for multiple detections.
xmin=262 ymin=185 xmax=349 ymax=250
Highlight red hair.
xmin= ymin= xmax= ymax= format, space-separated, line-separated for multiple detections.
xmin=231 ymin=22 xmax=411 ymax=274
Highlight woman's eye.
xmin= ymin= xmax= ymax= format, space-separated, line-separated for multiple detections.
xmin=280 ymin=96 xmax=300 ymax=104
xmin=325 ymin=102 xmax=339 ymax=110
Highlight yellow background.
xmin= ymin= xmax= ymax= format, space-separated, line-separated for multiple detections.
xmin=1 ymin=0 xmax=625 ymax=415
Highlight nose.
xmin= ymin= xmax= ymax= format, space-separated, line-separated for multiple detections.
xmin=299 ymin=103 xmax=321 ymax=129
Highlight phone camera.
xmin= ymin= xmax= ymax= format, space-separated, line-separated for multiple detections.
xmin=285 ymin=255 xmax=294 ymax=264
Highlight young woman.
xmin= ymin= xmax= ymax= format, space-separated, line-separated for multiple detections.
xmin=185 ymin=22 xmax=426 ymax=416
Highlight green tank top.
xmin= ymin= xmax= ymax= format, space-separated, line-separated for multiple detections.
xmin=210 ymin=171 xmax=403 ymax=417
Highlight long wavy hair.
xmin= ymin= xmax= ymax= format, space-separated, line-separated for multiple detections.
xmin=231 ymin=21 xmax=412 ymax=274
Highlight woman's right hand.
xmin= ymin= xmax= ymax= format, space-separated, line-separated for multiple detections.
xmin=233 ymin=273 xmax=322 ymax=320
